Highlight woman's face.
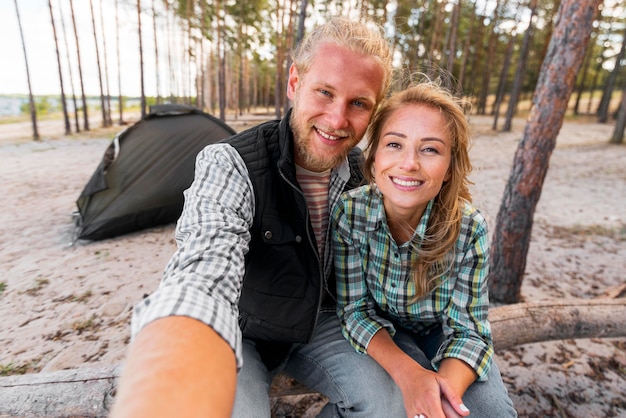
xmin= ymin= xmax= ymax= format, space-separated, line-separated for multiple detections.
xmin=373 ymin=103 xmax=452 ymax=228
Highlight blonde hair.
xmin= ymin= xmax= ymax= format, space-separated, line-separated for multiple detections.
xmin=292 ymin=17 xmax=394 ymax=103
xmin=364 ymin=82 xmax=473 ymax=300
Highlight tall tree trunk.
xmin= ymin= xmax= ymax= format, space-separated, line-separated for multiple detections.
xmin=597 ymin=26 xmax=626 ymax=123
xmin=457 ymin=2 xmax=477 ymax=89
xmin=115 ymin=0 xmax=125 ymax=125
xmin=164 ymin=1 xmax=176 ymax=103
xmin=98 ymin=0 xmax=112 ymax=126
xmin=152 ymin=0 xmax=161 ymax=105
xmin=502 ymin=0 xmax=538 ymax=132
xmin=69 ymin=0 xmax=90 ymax=131
xmin=217 ymin=0 xmax=226 ymax=120
xmin=296 ymin=0 xmax=307 ymax=46
xmin=445 ymin=0 xmax=461 ymax=75
xmin=13 ymin=0 xmax=39 ymax=140
xmin=573 ymin=35 xmax=596 ymax=115
xmin=198 ymin=0 xmax=206 ymax=111
xmin=49 ymin=0 xmax=71 ymax=135
xmin=610 ymin=84 xmax=626 ymax=144
xmin=476 ymin=0 xmax=502 ymax=115
xmin=489 ymin=0 xmax=602 ymax=303
xmin=492 ymin=34 xmax=515 ymax=130
xmin=89 ymin=0 xmax=107 ymax=128
xmin=274 ymin=0 xmax=286 ymax=119
xmin=137 ymin=0 xmax=147 ymax=118
xmin=58 ymin=0 xmax=80 ymax=132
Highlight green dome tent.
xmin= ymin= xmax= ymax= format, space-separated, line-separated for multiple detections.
xmin=74 ymin=104 xmax=236 ymax=241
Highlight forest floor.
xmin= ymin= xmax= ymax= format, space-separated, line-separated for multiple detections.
xmin=0 ymin=111 xmax=624 ymax=417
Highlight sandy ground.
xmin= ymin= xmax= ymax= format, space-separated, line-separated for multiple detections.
xmin=0 ymin=113 xmax=624 ymax=417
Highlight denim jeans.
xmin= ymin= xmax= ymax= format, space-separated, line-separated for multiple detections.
xmin=232 ymin=311 xmax=405 ymax=417
xmin=232 ymin=312 xmax=517 ymax=417
xmin=392 ymin=327 xmax=518 ymax=418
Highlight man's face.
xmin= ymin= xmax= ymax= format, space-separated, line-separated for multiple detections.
xmin=287 ymin=43 xmax=385 ymax=172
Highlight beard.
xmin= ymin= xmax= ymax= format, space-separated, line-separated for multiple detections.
xmin=289 ymin=106 xmax=355 ymax=173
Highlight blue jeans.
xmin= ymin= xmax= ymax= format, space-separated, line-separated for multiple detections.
xmin=392 ymin=327 xmax=518 ymax=418
xmin=232 ymin=311 xmax=405 ymax=417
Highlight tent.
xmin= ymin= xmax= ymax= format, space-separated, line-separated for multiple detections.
xmin=74 ymin=104 xmax=236 ymax=241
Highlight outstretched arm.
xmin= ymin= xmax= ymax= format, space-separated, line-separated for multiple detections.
xmin=110 ymin=316 xmax=237 ymax=418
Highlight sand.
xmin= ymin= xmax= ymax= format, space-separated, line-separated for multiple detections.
xmin=0 ymin=113 xmax=624 ymax=417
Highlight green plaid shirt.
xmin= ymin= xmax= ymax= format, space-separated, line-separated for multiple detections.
xmin=331 ymin=185 xmax=493 ymax=380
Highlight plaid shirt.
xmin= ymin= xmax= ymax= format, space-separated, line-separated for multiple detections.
xmin=331 ymin=185 xmax=493 ymax=380
xmin=131 ymin=143 xmax=353 ymax=370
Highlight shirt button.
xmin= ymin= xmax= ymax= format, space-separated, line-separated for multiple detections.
xmin=391 ymin=282 xmax=396 ymax=288
xmin=295 ymin=235 xmax=302 ymax=243
xmin=394 ymin=253 xmax=399 ymax=258
xmin=264 ymin=230 xmax=273 ymax=240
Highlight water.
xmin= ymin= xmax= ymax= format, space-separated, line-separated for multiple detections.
xmin=0 ymin=95 xmax=140 ymax=117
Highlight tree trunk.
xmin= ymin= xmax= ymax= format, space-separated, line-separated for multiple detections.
xmin=492 ymin=34 xmax=514 ymax=129
xmin=48 ymin=0 xmax=71 ymax=135
xmin=217 ymin=0 xmax=226 ymax=121
xmin=489 ymin=0 xmax=602 ymax=303
xmin=98 ymin=0 xmax=112 ymax=126
xmin=457 ymin=2 xmax=477 ymax=89
xmin=610 ymin=84 xmax=626 ymax=144
xmin=502 ymin=0 xmax=538 ymax=132
xmin=58 ymin=0 xmax=80 ymax=133
xmin=476 ymin=0 xmax=501 ymax=115
xmin=14 ymin=0 xmax=39 ymax=141
xmin=445 ymin=0 xmax=461 ymax=75
xmin=115 ymin=0 xmax=125 ymax=125
xmin=137 ymin=0 xmax=147 ymax=119
xmin=89 ymin=0 xmax=107 ymax=128
xmin=152 ymin=0 xmax=161 ymax=105
xmin=597 ymin=26 xmax=626 ymax=123
xmin=69 ymin=0 xmax=90 ymax=131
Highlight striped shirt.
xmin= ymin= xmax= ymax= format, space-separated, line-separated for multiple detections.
xmin=331 ymin=184 xmax=493 ymax=380
xmin=296 ymin=165 xmax=331 ymax=256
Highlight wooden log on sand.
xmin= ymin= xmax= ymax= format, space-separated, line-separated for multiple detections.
xmin=1 ymin=299 xmax=625 ymax=417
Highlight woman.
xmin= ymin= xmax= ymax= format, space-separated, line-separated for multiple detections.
xmin=331 ymin=82 xmax=517 ymax=418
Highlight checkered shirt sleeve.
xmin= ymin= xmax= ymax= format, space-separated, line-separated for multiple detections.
xmin=131 ymin=144 xmax=254 ymax=370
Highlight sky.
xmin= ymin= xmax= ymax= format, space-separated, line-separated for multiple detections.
xmin=2 ymin=0 xmax=170 ymax=97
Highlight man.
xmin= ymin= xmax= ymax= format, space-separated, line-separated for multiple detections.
xmin=111 ymin=17 xmax=401 ymax=417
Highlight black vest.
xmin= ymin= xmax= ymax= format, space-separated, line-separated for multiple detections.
xmin=226 ymin=112 xmax=364 ymax=345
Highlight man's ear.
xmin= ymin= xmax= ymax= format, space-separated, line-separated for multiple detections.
xmin=287 ymin=64 xmax=299 ymax=100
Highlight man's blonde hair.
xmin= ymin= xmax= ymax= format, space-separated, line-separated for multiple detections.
xmin=292 ymin=17 xmax=393 ymax=102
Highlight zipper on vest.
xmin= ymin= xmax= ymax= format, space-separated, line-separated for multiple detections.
xmin=278 ymin=167 xmax=324 ymax=341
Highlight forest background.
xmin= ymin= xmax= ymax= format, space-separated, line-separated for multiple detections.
xmin=5 ymin=0 xmax=626 ymax=135
xmin=1 ymin=0 xmax=626 ymax=416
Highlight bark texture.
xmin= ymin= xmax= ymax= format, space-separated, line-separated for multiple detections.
xmin=489 ymin=0 xmax=602 ymax=303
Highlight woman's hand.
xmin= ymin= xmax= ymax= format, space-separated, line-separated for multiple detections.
xmin=397 ymin=362 xmax=470 ymax=418
xmin=366 ymin=330 xmax=470 ymax=418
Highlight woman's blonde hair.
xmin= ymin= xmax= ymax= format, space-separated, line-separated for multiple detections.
xmin=363 ymin=81 xmax=473 ymax=300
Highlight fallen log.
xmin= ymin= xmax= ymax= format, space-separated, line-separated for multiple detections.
xmin=1 ymin=299 xmax=625 ymax=417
